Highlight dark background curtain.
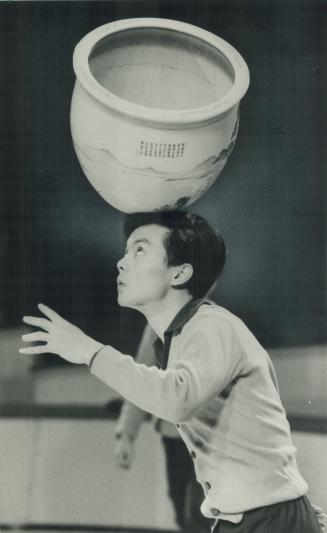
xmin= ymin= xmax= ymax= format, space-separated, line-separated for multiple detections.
xmin=0 ymin=0 xmax=326 ymax=352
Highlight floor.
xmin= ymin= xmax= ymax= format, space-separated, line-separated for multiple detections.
xmin=0 ymin=526 xmax=176 ymax=533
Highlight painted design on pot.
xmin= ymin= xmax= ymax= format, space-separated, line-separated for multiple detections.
xmin=71 ymin=18 xmax=250 ymax=212
xmin=74 ymin=140 xmax=233 ymax=182
xmin=73 ymin=133 xmax=235 ymax=212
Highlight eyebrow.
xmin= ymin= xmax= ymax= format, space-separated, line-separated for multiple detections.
xmin=125 ymin=237 xmax=151 ymax=250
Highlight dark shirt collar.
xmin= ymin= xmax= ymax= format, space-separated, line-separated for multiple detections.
xmin=165 ymin=297 xmax=210 ymax=334
xmin=152 ymin=298 xmax=211 ymax=370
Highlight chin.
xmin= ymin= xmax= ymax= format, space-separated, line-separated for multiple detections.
xmin=117 ymin=294 xmax=128 ymax=307
xmin=118 ymin=294 xmax=147 ymax=313
xmin=118 ymin=294 xmax=136 ymax=309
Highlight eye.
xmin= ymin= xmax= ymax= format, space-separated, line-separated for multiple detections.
xmin=136 ymin=246 xmax=145 ymax=255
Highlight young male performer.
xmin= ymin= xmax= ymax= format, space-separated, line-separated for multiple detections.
xmin=20 ymin=210 xmax=323 ymax=532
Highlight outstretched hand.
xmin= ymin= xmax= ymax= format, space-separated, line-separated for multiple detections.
xmin=19 ymin=304 xmax=104 ymax=365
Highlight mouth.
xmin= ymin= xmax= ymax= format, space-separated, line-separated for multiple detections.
xmin=117 ymin=278 xmax=127 ymax=288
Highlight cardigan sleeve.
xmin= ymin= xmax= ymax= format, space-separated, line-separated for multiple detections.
xmin=91 ymin=314 xmax=243 ymax=423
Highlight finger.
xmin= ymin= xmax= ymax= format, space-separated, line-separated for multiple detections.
xmin=22 ymin=331 xmax=48 ymax=343
xmin=38 ymin=303 xmax=66 ymax=324
xmin=19 ymin=345 xmax=49 ymax=355
xmin=23 ymin=316 xmax=52 ymax=331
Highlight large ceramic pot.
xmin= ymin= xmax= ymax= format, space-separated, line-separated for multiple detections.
xmin=71 ymin=18 xmax=250 ymax=213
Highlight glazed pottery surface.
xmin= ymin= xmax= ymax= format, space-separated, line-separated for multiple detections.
xmin=71 ymin=18 xmax=250 ymax=213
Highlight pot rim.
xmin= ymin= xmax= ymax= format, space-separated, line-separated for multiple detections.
xmin=73 ymin=17 xmax=250 ymax=127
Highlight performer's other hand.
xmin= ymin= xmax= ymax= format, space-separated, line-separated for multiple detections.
xmin=114 ymin=434 xmax=135 ymax=469
xmin=19 ymin=303 xmax=104 ymax=365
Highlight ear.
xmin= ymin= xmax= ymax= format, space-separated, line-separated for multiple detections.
xmin=171 ymin=263 xmax=193 ymax=288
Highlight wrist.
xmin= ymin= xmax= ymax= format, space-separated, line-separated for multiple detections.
xmin=115 ymin=431 xmax=134 ymax=441
xmin=87 ymin=342 xmax=104 ymax=368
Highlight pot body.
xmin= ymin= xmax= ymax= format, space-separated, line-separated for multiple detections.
xmin=70 ymin=18 xmax=249 ymax=213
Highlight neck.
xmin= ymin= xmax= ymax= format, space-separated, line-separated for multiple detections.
xmin=139 ymin=291 xmax=193 ymax=341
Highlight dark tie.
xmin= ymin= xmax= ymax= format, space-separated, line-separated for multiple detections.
xmin=153 ymin=331 xmax=173 ymax=370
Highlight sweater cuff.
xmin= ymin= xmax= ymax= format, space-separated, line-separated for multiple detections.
xmin=88 ymin=345 xmax=105 ymax=370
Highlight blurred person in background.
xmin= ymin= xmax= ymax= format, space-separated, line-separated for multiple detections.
xmin=115 ymin=323 xmax=209 ymax=533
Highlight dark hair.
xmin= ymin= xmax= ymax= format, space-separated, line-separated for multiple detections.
xmin=123 ymin=210 xmax=226 ymax=299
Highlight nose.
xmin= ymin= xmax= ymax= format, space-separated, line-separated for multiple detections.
xmin=117 ymin=255 xmax=127 ymax=272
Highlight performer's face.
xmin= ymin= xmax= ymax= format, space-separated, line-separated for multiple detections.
xmin=117 ymin=224 xmax=176 ymax=309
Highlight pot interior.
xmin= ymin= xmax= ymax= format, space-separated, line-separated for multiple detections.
xmin=89 ymin=27 xmax=234 ymax=110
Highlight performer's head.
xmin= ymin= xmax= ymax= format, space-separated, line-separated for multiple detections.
xmin=117 ymin=210 xmax=226 ymax=311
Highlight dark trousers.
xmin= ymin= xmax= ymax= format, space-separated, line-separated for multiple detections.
xmin=214 ymin=495 xmax=322 ymax=533
xmin=162 ymin=436 xmax=209 ymax=533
